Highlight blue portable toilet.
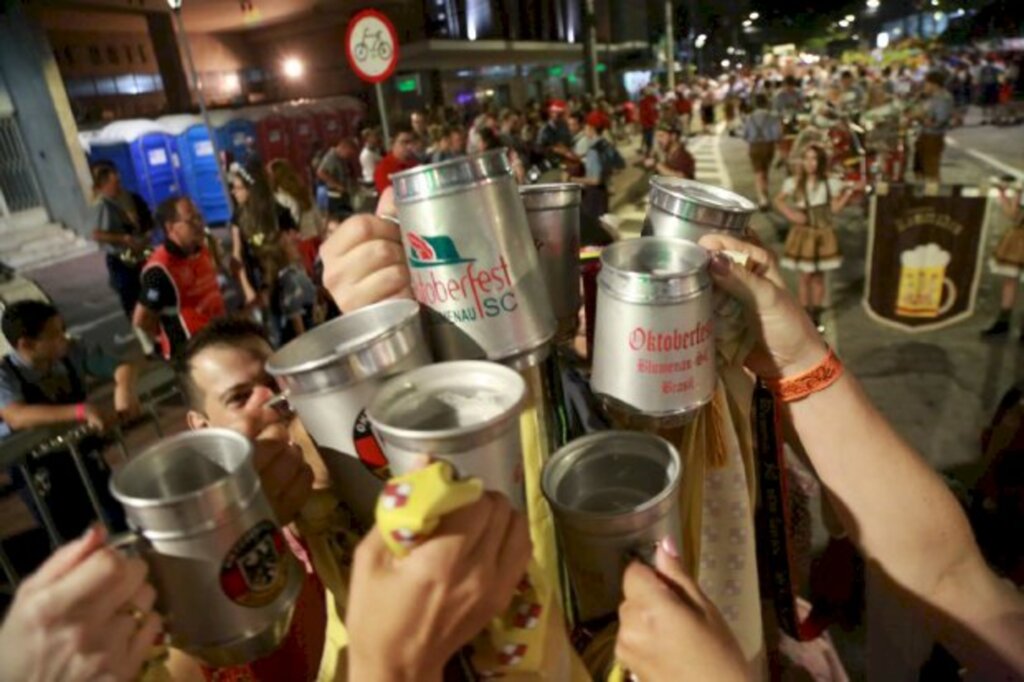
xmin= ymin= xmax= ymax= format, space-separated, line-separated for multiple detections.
xmin=158 ymin=115 xmax=231 ymax=225
xmin=209 ymin=109 xmax=257 ymax=168
xmin=84 ymin=119 xmax=183 ymax=212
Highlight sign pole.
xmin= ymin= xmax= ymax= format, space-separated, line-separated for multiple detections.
xmin=375 ymin=81 xmax=391 ymax=149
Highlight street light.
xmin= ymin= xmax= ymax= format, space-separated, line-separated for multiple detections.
xmin=165 ymin=0 xmax=232 ymax=221
xmin=845 ymin=14 xmax=855 ymax=21
xmin=866 ymin=0 xmax=880 ymax=8
xmin=695 ymin=33 xmax=708 ymax=48
xmin=743 ymin=19 xmax=753 ymax=27
xmin=721 ymin=59 xmax=731 ymax=68
xmin=282 ymin=56 xmax=304 ymax=80
xmin=749 ymin=11 xmax=759 ymax=20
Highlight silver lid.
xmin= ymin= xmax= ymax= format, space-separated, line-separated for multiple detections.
xmin=391 ymin=149 xmax=512 ymax=204
xmin=542 ymin=431 xmax=681 ymax=531
xmin=599 ymin=236 xmax=710 ymax=303
xmin=519 ymin=182 xmax=582 ymax=210
xmin=649 ymin=177 xmax=757 ymax=232
xmin=266 ymin=299 xmax=425 ymax=394
xmin=367 ymin=360 xmax=526 ymax=452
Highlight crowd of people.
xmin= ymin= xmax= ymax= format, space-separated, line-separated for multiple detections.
xmin=1 ymin=42 xmax=1024 ymax=682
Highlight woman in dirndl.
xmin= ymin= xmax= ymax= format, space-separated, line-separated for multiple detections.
xmin=982 ymin=184 xmax=1024 ymax=337
xmin=775 ymin=144 xmax=857 ymax=327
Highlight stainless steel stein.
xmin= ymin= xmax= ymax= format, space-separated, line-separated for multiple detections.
xmin=519 ymin=183 xmax=583 ymax=343
xmin=644 ymin=176 xmax=757 ymax=241
xmin=590 ymin=237 xmax=716 ymax=424
xmin=110 ymin=429 xmax=302 ymax=667
xmin=265 ymin=299 xmax=430 ymax=525
xmin=367 ymin=360 xmax=528 ymax=511
xmin=391 ymin=150 xmax=556 ymax=368
xmin=542 ymin=430 xmax=683 ymax=622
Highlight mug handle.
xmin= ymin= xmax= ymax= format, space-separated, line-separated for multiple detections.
xmin=938 ymin=277 xmax=957 ymax=316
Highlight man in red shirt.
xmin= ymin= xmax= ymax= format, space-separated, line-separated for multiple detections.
xmin=373 ymin=124 xmax=419 ymax=194
xmin=638 ymin=86 xmax=660 ymax=157
xmin=133 ymin=196 xmax=226 ymax=360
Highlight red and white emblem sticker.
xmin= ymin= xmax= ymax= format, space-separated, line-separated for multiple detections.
xmin=219 ymin=521 xmax=289 ymax=608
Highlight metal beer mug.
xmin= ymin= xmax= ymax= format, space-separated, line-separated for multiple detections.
xmin=519 ymin=183 xmax=583 ymax=343
xmin=367 ymin=361 xmax=528 ymax=511
xmin=591 ymin=237 xmax=716 ymax=424
xmin=644 ymin=176 xmax=757 ymax=241
xmin=110 ymin=429 xmax=302 ymax=667
xmin=391 ymin=150 xmax=556 ymax=368
xmin=265 ymin=299 xmax=431 ymax=525
xmin=542 ymin=431 xmax=683 ymax=622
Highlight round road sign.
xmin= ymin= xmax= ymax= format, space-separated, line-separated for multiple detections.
xmin=345 ymin=9 xmax=399 ymax=84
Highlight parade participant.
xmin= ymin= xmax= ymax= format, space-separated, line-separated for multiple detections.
xmin=0 ymin=524 xmax=163 ymax=682
xmin=699 ymin=79 xmax=718 ymax=133
xmin=133 ymin=196 xmax=226 ymax=360
xmin=982 ymin=184 xmax=1024 ymax=337
xmin=913 ymin=71 xmax=954 ymax=183
xmin=373 ymin=123 xmax=419 ymax=195
xmin=577 ymin=113 xmax=618 ymax=235
xmin=773 ymin=75 xmax=805 ymax=138
xmin=1 ymin=300 xmax=138 ymax=539
xmin=645 ymin=121 xmax=695 ymax=179
xmin=316 ymin=138 xmax=358 ymax=220
xmin=742 ymin=93 xmax=783 ymax=210
xmin=638 ymin=87 xmax=660 ymax=155
xmin=615 ymin=234 xmax=1024 ymax=681
xmin=775 ymin=145 xmax=857 ymax=326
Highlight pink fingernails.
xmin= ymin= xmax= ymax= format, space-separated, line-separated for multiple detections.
xmin=660 ymin=535 xmax=680 ymax=559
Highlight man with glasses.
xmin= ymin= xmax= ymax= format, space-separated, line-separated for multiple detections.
xmin=132 ymin=196 xmax=226 ymax=361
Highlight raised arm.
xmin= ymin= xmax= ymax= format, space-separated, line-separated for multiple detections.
xmin=699 ymin=233 xmax=1024 ymax=678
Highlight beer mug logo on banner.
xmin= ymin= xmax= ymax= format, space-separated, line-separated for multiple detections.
xmin=896 ymin=243 xmax=956 ymax=318
xmin=219 ymin=521 xmax=290 ymax=608
xmin=406 ymin=231 xmax=519 ymax=322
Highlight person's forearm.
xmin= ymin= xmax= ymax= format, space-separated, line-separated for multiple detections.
xmin=93 ymin=231 xmax=131 ymax=247
xmin=113 ymin=363 xmax=137 ymax=412
xmin=132 ymin=306 xmax=160 ymax=338
xmin=1 ymin=403 xmax=78 ymax=430
xmin=784 ymin=366 xmax=979 ymax=602
xmin=655 ymin=163 xmax=683 ymax=177
xmin=349 ymin=655 xmax=442 ymax=682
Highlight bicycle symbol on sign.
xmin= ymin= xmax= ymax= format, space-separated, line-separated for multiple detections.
xmin=354 ymin=27 xmax=392 ymax=62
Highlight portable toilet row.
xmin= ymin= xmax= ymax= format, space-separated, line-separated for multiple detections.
xmin=82 ymin=119 xmax=182 ymax=212
xmin=157 ymin=115 xmax=231 ymax=225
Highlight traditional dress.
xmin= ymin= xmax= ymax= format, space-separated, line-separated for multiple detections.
xmin=780 ymin=176 xmax=844 ymax=273
xmin=989 ymin=199 xmax=1024 ymax=280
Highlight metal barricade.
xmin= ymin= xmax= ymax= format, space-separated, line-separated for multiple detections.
xmin=0 ymin=364 xmax=182 ymax=590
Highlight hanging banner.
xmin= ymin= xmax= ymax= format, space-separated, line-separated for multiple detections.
xmin=863 ymin=183 xmax=991 ymax=332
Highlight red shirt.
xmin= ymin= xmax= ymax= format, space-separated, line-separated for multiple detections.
xmin=639 ymin=95 xmax=660 ymax=129
xmin=374 ymin=153 xmax=418 ymax=194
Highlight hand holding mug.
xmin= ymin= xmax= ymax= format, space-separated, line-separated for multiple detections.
xmin=698 ymin=233 xmax=827 ymax=380
xmin=347 ymin=491 xmax=531 ymax=681
xmin=320 ymin=187 xmax=413 ymax=314
xmin=225 ymin=386 xmax=313 ymax=525
xmin=0 ymin=525 xmax=162 ymax=682
xmin=616 ymin=540 xmax=749 ymax=682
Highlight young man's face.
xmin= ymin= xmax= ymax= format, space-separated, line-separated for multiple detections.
xmin=392 ymin=132 xmax=417 ymax=162
xmin=186 ymin=339 xmax=282 ymax=431
xmin=18 ymin=315 xmax=69 ymax=363
xmin=168 ymin=199 xmax=205 ymax=251
xmin=655 ymin=130 xmax=672 ymax=150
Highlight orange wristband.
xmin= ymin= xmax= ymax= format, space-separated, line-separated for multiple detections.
xmin=764 ymin=348 xmax=844 ymax=402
